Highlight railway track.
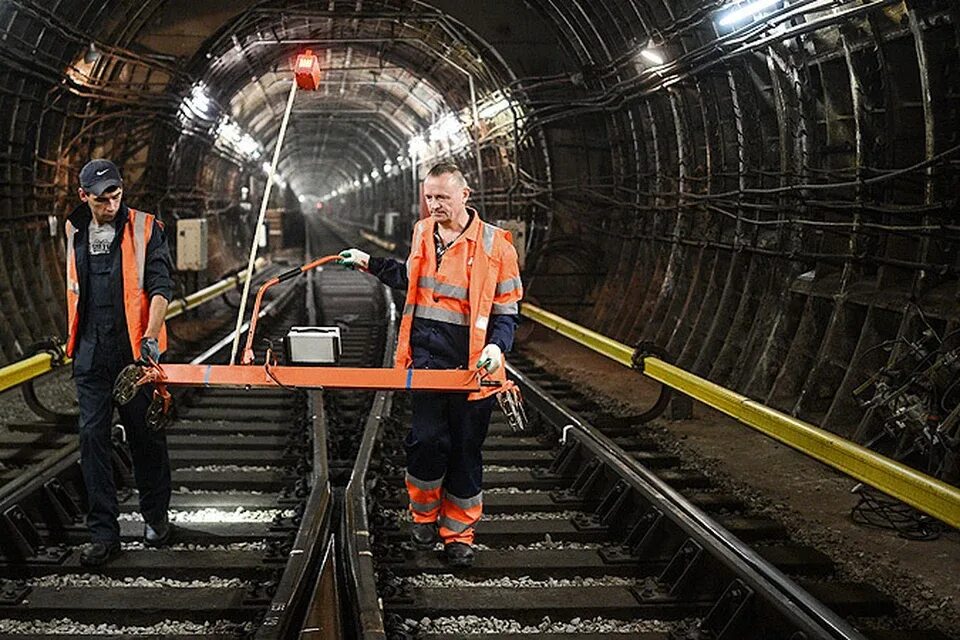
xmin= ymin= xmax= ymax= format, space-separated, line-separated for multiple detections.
xmin=337 ymin=225 xmax=949 ymax=640
xmin=0 ymin=219 xmax=950 ymax=639
xmin=0 ymin=248 xmax=384 ymax=637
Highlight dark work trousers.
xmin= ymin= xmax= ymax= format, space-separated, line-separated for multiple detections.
xmin=405 ymin=392 xmax=496 ymax=499
xmin=74 ymin=251 xmax=171 ymax=544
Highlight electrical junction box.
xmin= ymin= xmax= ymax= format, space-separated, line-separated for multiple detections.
xmin=495 ymin=219 xmax=527 ymax=269
xmin=284 ymin=327 xmax=341 ymax=365
xmin=176 ymin=218 xmax=208 ymax=271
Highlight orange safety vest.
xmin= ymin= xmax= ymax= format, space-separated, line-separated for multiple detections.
xmin=395 ymin=209 xmax=523 ymax=400
xmin=65 ymin=208 xmax=168 ymax=359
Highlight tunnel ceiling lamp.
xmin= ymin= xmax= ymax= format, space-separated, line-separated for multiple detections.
xmin=183 ymin=82 xmax=213 ymax=118
xmin=717 ymin=0 xmax=782 ymax=26
xmin=83 ymin=42 xmax=100 ymax=64
xmin=298 ymin=194 xmax=306 ymax=203
xmin=639 ymin=47 xmax=665 ymax=66
xmin=408 ymin=134 xmax=428 ymax=158
xmin=216 ymin=116 xmax=262 ymax=161
xmin=478 ymin=95 xmax=511 ymax=119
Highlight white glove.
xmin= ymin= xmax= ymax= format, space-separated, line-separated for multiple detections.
xmin=338 ymin=248 xmax=370 ymax=270
xmin=476 ymin=344 xmax=503 ymax=374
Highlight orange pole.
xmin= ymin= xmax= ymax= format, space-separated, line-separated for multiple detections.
xmin=158 ymin=364 xmax=485 ymax=392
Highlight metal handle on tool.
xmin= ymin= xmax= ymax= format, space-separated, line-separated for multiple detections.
xmin=241 ymin=255 xmax=339 ymax=365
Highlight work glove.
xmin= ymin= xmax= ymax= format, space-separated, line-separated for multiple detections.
xmin=140 ymin=336 xmax=161 ymax=364
xmin=338 ymin=248 xmax=370 ymax=270
xmin=476 ymin=343 xmax=503 ymax=375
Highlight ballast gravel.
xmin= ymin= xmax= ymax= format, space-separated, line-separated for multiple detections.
xmin=484 ymin=487 xmax=547 ymax=494
xmin=0 ymin=618 xmax=254 ymax=636
xmin=384 ymin=509 xmax=581 ymax=522
xmin=482 ymin=465 xmax=534 ymax=472
xmin=399 ymin=574 xmax=652 ymax=589
xmin=118 ymin=507 xmax=294 ymax=523
xmin=181 ymin=464 xmax=282 ymax=473
xmin=406 ymin=614 xmax=685 ymax=635
xmin=121 ymin=541 xmax=269 ymax=552
xmin=173 ymin=486 xmax=265 ymax=495
xmin=28 ymin=575 xmax=251 ymax=589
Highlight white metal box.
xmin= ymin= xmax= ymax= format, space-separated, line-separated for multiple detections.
xmin=176 ymin=218 xmax=208 ymax=271
xmin=283 ymin=327 xmax=341 ymax=365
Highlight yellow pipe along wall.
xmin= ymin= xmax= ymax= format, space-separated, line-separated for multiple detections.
xmin=520 ymin=302 xmax=960 ymax=530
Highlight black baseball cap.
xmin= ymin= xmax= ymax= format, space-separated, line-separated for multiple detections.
xmin=79 ymin=159 xmax=123 ymax=196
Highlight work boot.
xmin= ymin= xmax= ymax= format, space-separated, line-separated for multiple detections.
xmin=444 ymin=542 xmax=474 ymax=568
xmin=79 ymin=540 xmax=121 ymax=567
xmin=410 ymin=522 xmax=439 ymax=548
xmin=144 ymin=520 xmax=172 ymax=547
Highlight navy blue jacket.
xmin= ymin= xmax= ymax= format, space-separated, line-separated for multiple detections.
xmin=67 ymin=202 xmax=173 ymax=366
xmin=368 ymin=256 xmax=518 ymax=370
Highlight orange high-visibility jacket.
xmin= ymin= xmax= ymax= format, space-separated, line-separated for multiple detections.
xmin=396 ymin=210 xmax=523 ymax=400
xmin=65 ymin=208 xmax=168 ymax=359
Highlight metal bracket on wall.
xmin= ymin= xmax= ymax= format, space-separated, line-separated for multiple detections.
xmin=20 ymin=338 xmax=77 ymax=425
xmin=632 ymin=341 xmax=689 ymax=420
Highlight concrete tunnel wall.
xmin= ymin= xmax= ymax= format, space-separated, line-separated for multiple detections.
xmin=0 ymin=1 xmax=957 ymax=452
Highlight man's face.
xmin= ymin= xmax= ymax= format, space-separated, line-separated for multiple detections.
xmin=79 ymin=186 xmax=122 ymax=224
xmin=423 ymin=174 xmax=469 ymax=224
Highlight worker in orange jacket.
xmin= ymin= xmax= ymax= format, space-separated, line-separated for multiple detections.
xmin=65 ymin=159 xmax=173 ymax=566
xmin=340 ymin=161 xmax=523 ymax=567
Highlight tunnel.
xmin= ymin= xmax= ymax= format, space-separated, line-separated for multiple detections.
xmin=0 ymin=0 xmax=958 ymax=638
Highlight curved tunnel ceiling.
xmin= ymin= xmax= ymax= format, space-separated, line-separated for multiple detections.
xmin=0 ymin=0 xmax=957 ymax=462
xmin=169 ymin=0 xmax=522 ymax=201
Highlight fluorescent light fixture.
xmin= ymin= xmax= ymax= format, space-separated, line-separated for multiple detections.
xmin=639 ymin=48 xmax=664 ymax=65
xmin=478 ymin=96 xmax=511 ymax=119
xmin=408 ymin=135 xmax=428 ymax=157
xmin=718 ymin=0 xmax=781 ymax=27
xmin=237 ymin=133 xmax=261 ymax=158
xmin=187 ymin=83 xmax=212 ymax=115
xmin=298 ymin=194 xmax=305 ymax=203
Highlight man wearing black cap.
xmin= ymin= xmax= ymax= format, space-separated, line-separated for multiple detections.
xmin=66 ymin=159 xmax=174 ymax=566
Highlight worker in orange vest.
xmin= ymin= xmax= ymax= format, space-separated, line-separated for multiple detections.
xmin=339 ymin=161 xmax=523 ymax=567
xmin=65 ymin=159 xmax=173 ymax=566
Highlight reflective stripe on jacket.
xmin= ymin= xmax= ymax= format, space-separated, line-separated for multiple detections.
xmin=65 ymin=208 xmax=168 ymax=359
xmin=395 ymin=209 xmax=523 ymax=400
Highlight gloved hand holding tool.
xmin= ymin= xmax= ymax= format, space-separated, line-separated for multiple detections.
xmin=337 ymin=248 xmax=370 ymax=270
xmin=140 ymin=336 xmax=161 ymax=364
xmin=476 ymin=343 xmax=502 ymax=374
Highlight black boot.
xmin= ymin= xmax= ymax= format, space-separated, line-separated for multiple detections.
xmin=79 ymin=540 xmax=121 ymax=567
xmin=144 ymin=520 xmax=172 ymax=547
xmin=444 ymin=542 xmax=475 ymax=568
xmin=410 ymin=522 xmax=438 ymax=548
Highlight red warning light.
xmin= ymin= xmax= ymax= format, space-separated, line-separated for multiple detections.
xmin=315 ymin=202 xmax=324 ymax=210
xmin=294 ymin=49 xmax=322 ymax=90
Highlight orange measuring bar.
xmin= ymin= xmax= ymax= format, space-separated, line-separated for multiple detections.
xmin=158 ymin=364 xmax=484 ymax=392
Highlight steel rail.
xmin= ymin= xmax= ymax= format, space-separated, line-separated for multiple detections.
xmin=509 ymin=362 xmax=868 ymax=640
xmin=519 ymin=302 xmax=960 ymax=530
xmin=0 ymin=271 xmax=294 ymax=507
xmin=0 ymin=258 xmax=268 ymax=395
xmin=342 ymin=283 xmax=396 ymax=640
